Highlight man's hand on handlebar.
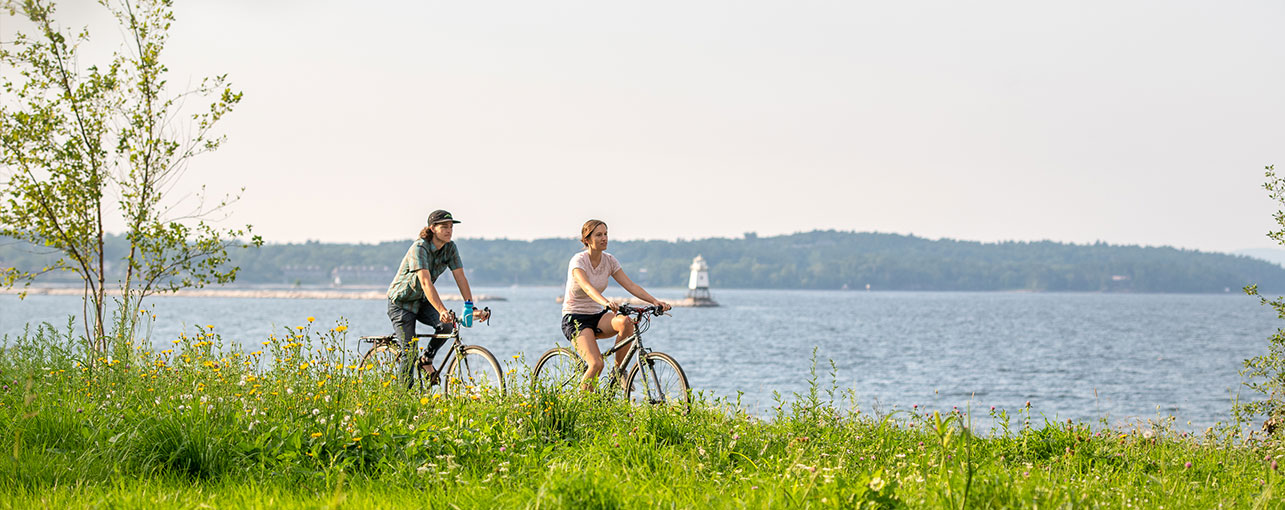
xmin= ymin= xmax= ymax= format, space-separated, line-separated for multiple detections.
xmin=440 ymin=309 xmax=457 ymax=325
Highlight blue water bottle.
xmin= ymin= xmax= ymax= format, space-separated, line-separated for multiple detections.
xmin=462 ymin=300 xmax=474 ymax=327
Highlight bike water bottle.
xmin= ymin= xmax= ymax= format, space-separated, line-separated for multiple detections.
xmin=462 ymin=300 xmax=474 ymax=327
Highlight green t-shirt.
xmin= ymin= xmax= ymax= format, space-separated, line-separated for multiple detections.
xmin=387 ymin=238 xmax=463 ymax=312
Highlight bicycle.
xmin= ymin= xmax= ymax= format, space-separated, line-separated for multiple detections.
xmin=531 ymin=303 xmax=690 ymax=411
xmin=359 ymin=307 xmax=505 ymax=398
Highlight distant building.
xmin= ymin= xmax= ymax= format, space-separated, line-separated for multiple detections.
xmin=684 ymin=255 xmax=718 ymax=307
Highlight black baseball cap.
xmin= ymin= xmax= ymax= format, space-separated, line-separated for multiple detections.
xmin=427 ymin=210 xmax=461 ymax=225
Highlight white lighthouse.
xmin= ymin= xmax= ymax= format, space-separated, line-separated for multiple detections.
xmin=684 ymin=254 xmax=718 ymax=306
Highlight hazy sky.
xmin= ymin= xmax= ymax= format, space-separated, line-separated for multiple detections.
xmin=5 ymin=1 xmax=1284 ymax=252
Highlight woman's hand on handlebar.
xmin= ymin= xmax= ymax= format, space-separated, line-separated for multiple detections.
xmin=474 ymin=307 xmax=491 ymax=323
xmin=653 ymin=301 xmax=672 ymax=313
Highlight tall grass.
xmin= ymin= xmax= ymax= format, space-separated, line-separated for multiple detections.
xmin=0 ymin=316 xmax=1282 ymax=509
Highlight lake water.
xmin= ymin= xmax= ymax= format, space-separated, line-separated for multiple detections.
xmin=1 ymin=287 xmax=1278 ymax=431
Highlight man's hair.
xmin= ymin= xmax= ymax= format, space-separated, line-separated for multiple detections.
xmin=581 ymin=219 xmax=607 ymax=247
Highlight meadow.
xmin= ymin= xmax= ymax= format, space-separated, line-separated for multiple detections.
xmin=0 ymin=315 xmax=1281 ymax=509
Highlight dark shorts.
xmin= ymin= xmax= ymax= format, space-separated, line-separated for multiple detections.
xmin=561 ymin=309 xmax=609 ymax=342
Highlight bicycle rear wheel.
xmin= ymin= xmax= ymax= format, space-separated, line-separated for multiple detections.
xmin=531 ymin=347 xmax=585 ymax=393
xmin=625 ymin=352 xmax=690 ymax=412
xmin=442 ymin=345 xmax=505 ymax=398
xmin=359 ymin=340 xmax=402 ymax=384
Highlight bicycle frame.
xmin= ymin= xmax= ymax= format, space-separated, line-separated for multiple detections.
xmin=599 ymin=331 xmax=643 ymax=388
xmin=586 ymin=308 xmax=669 ymax=401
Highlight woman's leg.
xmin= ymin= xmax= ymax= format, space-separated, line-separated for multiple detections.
xmin=595 ymin=312 xmax=635 ymax=372
xmin=574 ymin=328 xmax=603 ymax=392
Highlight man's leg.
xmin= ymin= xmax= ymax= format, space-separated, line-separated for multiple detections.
xmin=415 ymin=304 xmax=446 ymax=366
xmin=388 ymin=300 xmax=418 ymax=389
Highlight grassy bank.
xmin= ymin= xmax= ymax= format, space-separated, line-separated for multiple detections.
xmin=1 ymin=317 xmax=1281 ymax=509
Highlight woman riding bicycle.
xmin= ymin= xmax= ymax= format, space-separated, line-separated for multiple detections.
xmin=561 ymin=219 xmax=671 ymax=392
xmin=386 ymin=209 xmax=489 ymax=388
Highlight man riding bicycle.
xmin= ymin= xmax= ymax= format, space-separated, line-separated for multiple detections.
xmin=386 ymin=209 xmax=489 ymax=388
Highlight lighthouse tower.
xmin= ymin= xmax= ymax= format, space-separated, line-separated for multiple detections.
xmin=685 ymin=255 xmax=718 ymax=306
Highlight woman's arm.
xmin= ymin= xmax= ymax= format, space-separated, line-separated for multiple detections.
xmin=612 ymin=269 xmax=670 ymax=310
xmin=573 ymin=268 xmax=618 ymax=312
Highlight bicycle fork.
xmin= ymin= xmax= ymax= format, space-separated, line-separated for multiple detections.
xmin=637 ymin=350 xmax=667 ymax=404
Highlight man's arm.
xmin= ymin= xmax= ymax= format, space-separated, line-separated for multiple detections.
xmin=418 ymin=269 xmax=453 ymax=323
xmin=452 ymin=267 xmax=490 ymax=322
xmin=452 ymin=267 xmax=473 ymax=302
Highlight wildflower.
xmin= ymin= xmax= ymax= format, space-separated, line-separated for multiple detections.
xmin=1184 ymin=462 xmax=1192 ymax=469
xmin=307 ymin=317 xmax=315 ymax=323
xmin=262 ymin=341 xmax=271 ymax=346
xmin=420 ymin=397 xmax=429 ymax=406
xmin=336 ymin=325 xmax=348 ymax=333
xmin=311 ymin=432 xmax=323 ymax=438
xmin=499 ymin=446 xmax=506 ymax=452
xmin=868 ymin=476 xmax=885 ymax=491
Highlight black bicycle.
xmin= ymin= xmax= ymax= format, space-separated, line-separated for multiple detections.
xmin=531 ymin=303 xmax=690 ymax=410
xmin=359 ymin=307 xmax=504 ymax=398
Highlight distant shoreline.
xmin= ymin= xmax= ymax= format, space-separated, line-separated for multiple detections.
xmin=0 ymin=287 xmax=504 ymax=301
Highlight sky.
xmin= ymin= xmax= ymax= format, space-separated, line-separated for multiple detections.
xmin=3 ymin=1 xmax=1284 ymax=253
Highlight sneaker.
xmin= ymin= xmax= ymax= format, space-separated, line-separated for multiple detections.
xmin=418 ymin=357 xmax=439 ymax=386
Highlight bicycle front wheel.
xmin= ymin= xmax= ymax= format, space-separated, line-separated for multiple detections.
xmin=442 ymin=345 xmax=505 ymax=399
xmin=531 ymin=347 xmax=585 ymax=393
xmin=359 ymin=341 xmax=402 ymax=384
xmin=625 ymin=352 xmax=690 ymax=412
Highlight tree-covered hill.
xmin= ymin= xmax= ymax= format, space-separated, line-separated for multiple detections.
xmin=4 ymin=231 xmax=1284 ymax=292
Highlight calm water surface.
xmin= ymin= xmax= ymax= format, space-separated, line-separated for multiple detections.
xmin=1 ymin=288 xmax=1276 ymax=430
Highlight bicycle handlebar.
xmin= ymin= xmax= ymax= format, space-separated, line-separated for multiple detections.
xmin=442 ymin=306 xmax=493 ymax=329
xmin=615 ymin=303 xmax=667 ymax=317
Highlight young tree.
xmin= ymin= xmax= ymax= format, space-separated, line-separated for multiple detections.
xmin=1240 ymin=164 xmax=1285 ymax=435
xmin=0 ymin=0 xmax=260 ymax=352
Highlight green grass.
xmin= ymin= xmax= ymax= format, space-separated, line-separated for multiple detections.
xmin=0 ymin=317 xmax=1282 ymax=509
